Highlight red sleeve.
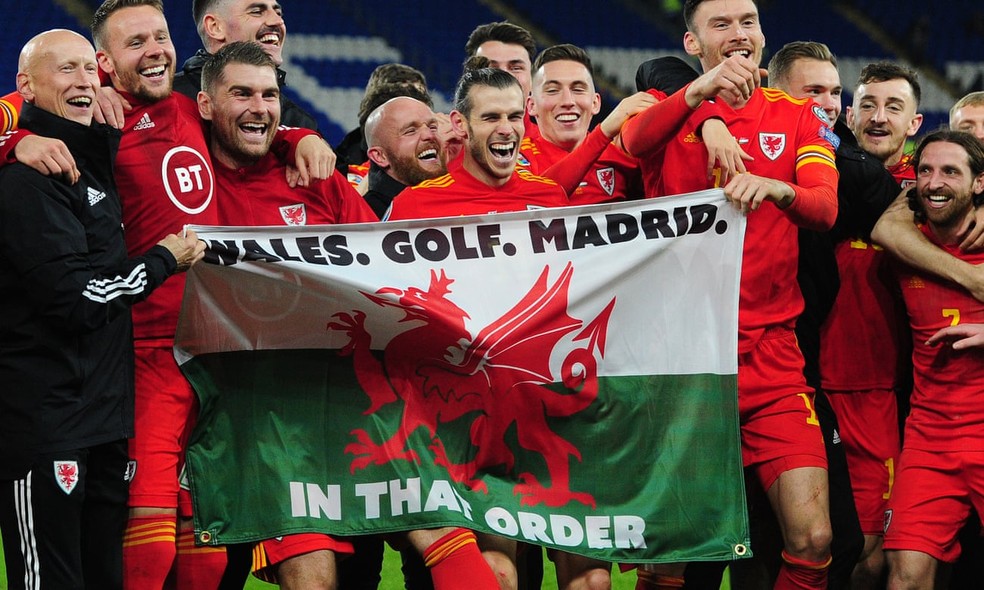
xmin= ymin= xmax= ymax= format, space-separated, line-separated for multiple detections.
xmin=620 ymin=87 xmax=695 ymax=157
xmin=271 ymin=126 xmax=323 ymax=165
xmin=782 ymin=161 xmax=838 ymax=231
xmin=0 ymin=91 xmax=23 ymax=134
xmin=0 ymin=92 xmax=27 ymax=165
xmin=540 ymin=126 xmax=611 ymax=197
xmin=782 ymin=107 xmax=839 ymax=231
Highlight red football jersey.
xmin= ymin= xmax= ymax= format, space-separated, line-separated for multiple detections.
xmin=214 ymin=152 xmax=377 ymax=226
xmin=386 ymin=167 xmax=567 ymax=221
xmin=114 ymin=91 xmax=219 ymax=342
xmin=819 ymin=153 xmax=913 ymax=390
xmin=896 ymin=225 xmax=984 ymax=451
xmin=638 ymin=88 xmax=839 ymax=352
xmin=518 ymin=126 xmax=642 ymax=204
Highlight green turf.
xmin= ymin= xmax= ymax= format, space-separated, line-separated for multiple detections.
xmin=2 ymin=538 xmax=730 ymax=589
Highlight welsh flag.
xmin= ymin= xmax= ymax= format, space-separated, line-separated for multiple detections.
xmin=175 ymin=189 xmax=750 ymax=563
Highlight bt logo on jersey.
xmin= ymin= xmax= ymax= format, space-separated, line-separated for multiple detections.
xmin=162 ymin=146 xmax=214 ymax=215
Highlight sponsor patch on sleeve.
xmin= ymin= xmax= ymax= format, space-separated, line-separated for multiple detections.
xmin=819 ymin=126 xmax=841 ymax=150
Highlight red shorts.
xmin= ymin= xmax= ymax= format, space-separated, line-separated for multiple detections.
xmin=738 ymin=328 xmax=827 ymax=491
xmin=883 ymin=448 xmax=984 ymax=563
xmin=827 ymin=389 xmax=901 ymax=534
xmin=130 ymin=344 xmax=199 ymax=514
xmin=252 ymin=534 xmax=355 ymax=582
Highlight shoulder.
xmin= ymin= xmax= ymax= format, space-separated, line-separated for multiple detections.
xmin=759 ymin=87 xmax=807 ymax=106
xmin=514 ymin=168 xmax=561 ymax=188
xmin=411 ymin=173 xmax=455 ymax=190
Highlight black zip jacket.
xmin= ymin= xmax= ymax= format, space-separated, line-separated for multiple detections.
xmin=0 ymin=103 xmax=178 ymax=478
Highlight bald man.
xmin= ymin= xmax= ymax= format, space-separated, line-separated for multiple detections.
xmin=0 ymin=29 xmax=202 ymax=590
xmin=362 ymin=95 xmax=450 ymax=217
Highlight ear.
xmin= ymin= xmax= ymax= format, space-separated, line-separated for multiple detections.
xmin=202 ymin=14 xmax=225 ymax=45
xmin=907 ymin=113 xmax=924 ymax=138
xmin=684 ymin=31 xmax=702 ymax=58
xmin=526 ymin=94 xmax=537 ymax=118
xmin=590 ymin=92 xmax=601 ymax=116
xmin=973 ymin=171 xmax=984 ymax=196
xmin=96 ymin=50 xmax=115 ymax=79
xmin=16 ymin=72 xmax=34 ymax=102
xmin=450 ymin=110 xmax=468 ymax=138
xmin=197 ymin=91 xmax=213 ymax=121
xmin=845 ymin=105 xmax=855 ymax=128
xmin=366 ymin=145 xmax=389 ymax=168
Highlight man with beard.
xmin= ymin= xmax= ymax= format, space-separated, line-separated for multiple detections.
xmin=175 ymin=0 xmax=317 ymax=131
xmin=362 ymin=93 xmax=448 ymax=218
xmin=89 ymin=3 xmax=326 ymax=588
xmin=882 ymin=130 xmax=984 ymax=590
xmin=620 ymin=1 xmax=839 ymax=588
xmin=197 ymin=41 xmax=378 ymax=590
xmin=387 ymin=67 xmax=566 ymax=220
xmin=384 ymin=68 xmax=567 ymax=590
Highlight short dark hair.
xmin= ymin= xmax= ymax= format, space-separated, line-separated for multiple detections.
xmin=532 ymin=44 xmax=593 ymax=76
xmin=464 ymin=21 xmax=535 ymax=64
xmin=908 ymin=129 xmax=984 ymax=219
xmin=453 ymin=67 xmax=521 ymax=118
xmin=201 ymin=41 xmax=277 ymax=95
xmin=359 ymin=83 xmax=432 ymax=128
xmin=768 ymin=41 xmax=837 ymax=89
xmin=92 ymin=0 xmax=164 ymax=49
xmin=857 ymin=61 xmax=921 ymax=107
xmin=365 ymin=63 xmax=427 ymax=95
xmin=684 ymin=0 xmax=758 ymax=32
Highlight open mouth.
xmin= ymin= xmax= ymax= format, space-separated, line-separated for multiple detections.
xmin=258 ymin=31 xmax=282 ymax=47
xmin=140 ymin=64 xmax=168 ymax=80
xmin=556 ymin=113 xmax=579 ymax=123
xmin=925 ymin=193 xmax=953 ymax=209
xmin=725 ymin=48 xmax=751 ymax=58
xmin=417 ymin=147 xmax=438 ymax=162
xmin=240 ymin=121 xmax=269 ymax=137
xmin=66 ymin=96 xmax=92 ymax=108
xmin=489 ymin=141 xmax=516 ymax=160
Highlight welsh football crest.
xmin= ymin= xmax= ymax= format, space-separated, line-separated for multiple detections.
xmin=759 ymin=133 xmax=786 ymax=161
xmin=279 ymin=204 xmax=306 ymax=226
xmin=54 ymin=461 xmax=79 ymax=495
xmin=596 ymin=167 xmax=616 ymax=196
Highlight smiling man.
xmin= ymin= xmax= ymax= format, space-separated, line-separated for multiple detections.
xmin=0 ymin=29 xmax=202 ymax=590
xmin=387 ymin=67 xmax=567 ymax=220
xmin=847 ymin=62 xmax=923 ymax=181
xmin=620 ymin=1 xmax=840 ymax=588
xmin=196 ymin=41 xmax=377 ymax=589
xmin=884 ymin=130 xmax=984 ymax=590
xmin=174 ymin=0 xmax=318 ymax=130
xmin=519 ymin=43 xmax=654 ymax=204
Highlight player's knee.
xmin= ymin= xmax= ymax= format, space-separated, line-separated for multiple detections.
xmin=886 ymin=552 xmax=932 ymax=590
xmin=572 ymin=566 xmax=612 ymax=590
xmin=481 ymin=550 xmax=518 ymax=590
xmin=785 ymin=520 xmax=833 ymax=559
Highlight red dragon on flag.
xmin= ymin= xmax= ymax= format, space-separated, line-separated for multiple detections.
xmin=328 ymin=262 xmax=615 ymax=508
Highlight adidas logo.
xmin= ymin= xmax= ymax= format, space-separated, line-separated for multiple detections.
xmin=87 ymin=186 xmax=107 ymax=206
xmin=132 ymin=112 xmax=155 ymax=131
xmin=832 ymin=429 xmax=841 ymax=445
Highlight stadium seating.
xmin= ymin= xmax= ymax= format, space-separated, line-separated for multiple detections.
xmin=0 ymin=0 xmax=980 ymax=146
